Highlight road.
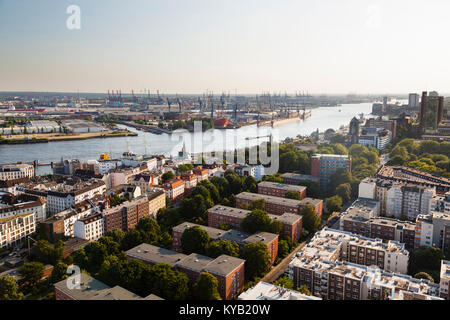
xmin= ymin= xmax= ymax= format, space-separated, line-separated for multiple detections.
xmin=260 ymin=241 xmax=307 ymax=283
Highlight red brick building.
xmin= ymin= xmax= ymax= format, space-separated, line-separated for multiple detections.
xmin=126 ymin=243 xmax=245 ymax=300
xmin=103 ymin=196 xmax=149 ymax=233
xmin=207 ymin=205 xmax=302 ymax=243
xmin=235 ymin=192 xmax=322 ymax=217
xmin=258 ymin=181 xmax=306 ymax=199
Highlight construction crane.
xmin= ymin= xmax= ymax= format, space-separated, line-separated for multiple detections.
xmin=167 ymin=97 xmax=172 ymax=112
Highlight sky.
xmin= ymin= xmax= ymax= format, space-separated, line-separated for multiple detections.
xmin=0 ymin=0 xmax=449 ymax=95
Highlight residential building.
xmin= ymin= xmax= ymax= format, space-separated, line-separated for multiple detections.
xmin=180 ymin=170 xmax=198 ymax=192
xmin=193 ymin=166 xmax=209 ymax=183
xmin=54 ymin=273 xmax=162 ymax=300
xmin=238 ymin=281 xmax=321 ymax=300
xmin=207 ymin=205 xmax=302 ymax=243
xmin=163 ymin=178 xmax=185 ymax=201
xmin=0 ymin=211 xmax=35 ymax=248
xmin=0 ymin=193 xmax=47 ymax=223
xmin=172 ymin=222 xmax=279 ymax=264
xmin=408 ymin=93 xmax=420 ymax=108
xmin=365 ymin=117 xmax=397 ymax=138
xmin=47 ymin=179 xmax=106 ymax=214
xmin=419 ymin=91 xmax=444 ymax=134
xmin=103 ymin=195 xmax=149 ymax=233
xmin=377 ymin=166 xmax=450 ymax=194
xmin=236 ymin=192 xmax=322 ymax=217
xmin=146 ymin=188 xmax=166 ymax=218
xmin=258 ymin=181 xmax=306 ymax=199
xmin=358 ymin=127 xmax=392 ymax=150
xmin=0 ymin=163 xmax=34 ymax=180
xmin=386 ymin=184 xmax=434 ymax=220
xmin=281 ymin=173 xmax=320 ymax=185
xmin=73 ymin=213 xmax=104 ymax=241
xmin=348 ymin=117 xmax=360 ymax=145
xmin=310 ymin=154 xmax=351 ymax=191
xmin=126 ymin=243 xmax=245 ymax=300
xmin=440 ymin=260 xmax=450 ymax=300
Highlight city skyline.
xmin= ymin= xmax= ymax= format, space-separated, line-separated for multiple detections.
xmin=1 ymin=0 xmax=450 ymax=94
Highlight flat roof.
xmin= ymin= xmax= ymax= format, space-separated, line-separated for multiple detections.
xmin=174 ymin=253 xmax=213 ymax=273
xmin=54 ymin=273 xmax=146 ymax=300
xmin=126 ymin=243 xmax=186 ymax=267
xmin=202 ymin=255 xmax=245 ymax=277
xmin=258 ymin=181 xmax=306 ymax=192
xmin=238 ymin=281 xmax=322 ymax=300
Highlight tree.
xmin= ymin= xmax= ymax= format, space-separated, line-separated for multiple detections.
xmin=135 ymin=217 xmax=161 ymax=244
xmin=161 ymin=171 xmax=175 ymax=183
xmin=146 ymin=263 xmax=189 ymax=300
xmin=19 ymin=262 xmax=45 ymax=287
xmin=83 ymin=241 xmax=109 ymax=274
xmin=241 ymin=242 xmax=271 ymax=280
xmin=98 ymin=236 xmax=123 ymax=256
xmin=251 ymin=199 xmax=265 ymax=210
xmin=205 ymin=240 xmax=239 ymax=258
xmin=273 ymin=275 xmax=294 ymax=289
xmin=193 ymin=272 xmax=222 ymax=300
xmin=408 ymin=246 xmax=443 ymax=281
xmin=240 ymin=209 xmax=272 ymax=234
xmin=105 ymin=229 xmax=126 ymax=246
xmin=278 ymin=240 xmax=291 ymax=259
xmin=296 ymin=285 xmax=311 ymax=296
xmin=329 ymin=168 xmax=352 ymax=192
xmin=325 ymin=195 xmax=343 ymax=213
xmin=181 ymin=226 xmax=210 ymax=255
xmin=122 ymin=229 xmax=144 ymax=251
xmin=300 ymin=205 xmax=321 ymax=233
xmin=157 ymin=232 xmax=173 ymax=249
xmin=0 ymin=276 xmax=23 ymax=300
xmin=218 ymin=222 xmax=232 ymax=231
xmin=285 ymin=191 xmax=301 ymax=200
xmin=336 ymin=183 xmax=351 ymax=203
xmin=414 ymin=272 xmax=434 ymax=283
xmin=50 ymin=262 xmax=69 ymax=284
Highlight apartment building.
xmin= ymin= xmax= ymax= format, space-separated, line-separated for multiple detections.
xmin=310 ymin=154 xmax=351 ymax=191
xmin=299 ymin=228 xmax=409 ymax=274
xmin=377 ymin=166 xmax=450 ymax=194
xmin=289 ymin=258 xmax=441 ymax=300
xmin=131 ymin=173 xmax=158 ymax=193
xmin=257 ymin=181 xmax=307 ymax=199
xmin=281 ymin=173 xmax=320 ymax=185
xmin=103 ymin=195 xmax=149 ymax=233
xmin=73 ymin=213 xmax=104 ymax=241
xmin=126 ymin=243 xmax=245 ymax=300
xmin=0 ymin=178 xmax=30 ymax=195
xmin=54 ymin=273 xmax=162 ymax=300
xmin=440 ymin=260 xmax=450 ymax=300
xmin=0 ymin=193 xmax=47 ymax=223
xmin=386 ymin=184 xmax=434 ymax=220
xmin=163 ymin=178 xmax=185 ymax=201
xmin=238 ymin=281 xmax=322 ymax=300
xmin=193 ymin=166 xmax=209 ymax=183
xmin=415 ymin=212 xmax=450 ymax=253
xmin=0 ymin=212 xmax=35 ymax=248
xmin=146 ymin=188 xmax=166 ymax=218
xmin=236 ymin=192 xmax=323 ymax=217
xmin=180 ymin=171 xmax=198 ymax=192
xmin=207 ymin=205 xmax=302 ymax=243
xmin=172 ymin=222 xmax=279 ymax=264
xmin=341 ymin=213 xmax=416 ymax=250
xmin=0 ymin=163 xmax=34 ymax=180
xmin=47 ymin=179 xmax=106 ymax=214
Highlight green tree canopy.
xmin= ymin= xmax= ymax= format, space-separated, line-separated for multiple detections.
xmin=181 ymin=226 xmax=210 ymax=255
xmin=414 ymin=272 xmax=434 ymax=283
xmin=241 ymin=242 xmax=271 ymax=280
xmin=325 ymin=195 xmax=343 ymax=213
xmin=0 ymin=276 xmax=23 ymax=300
xmin=300 ymin=204 xmax=321 ymax=234
xmin=205 ymin=240 xmax=239 ymax=258
xmin=285 ymin=191 xmax=301 ymax=200
xmin=336 ymin=183 xmax=351 ymax=203
xmin=161 ymin=171 xmax=175 ymax=183
xmin=273 ymin=275 xmax=294 ymax=289
xmin=19 ymin=262 xmax=45 ymax=287
xmin=193 ymin=272 xmax=222 ymax=300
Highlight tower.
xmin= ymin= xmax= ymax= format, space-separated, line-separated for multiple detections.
xmin=349 ymin=117 xmax=360 ymax=144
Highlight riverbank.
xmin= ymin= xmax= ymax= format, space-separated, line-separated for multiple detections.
xmin=0 ymin=130 xmax=137 ymax=144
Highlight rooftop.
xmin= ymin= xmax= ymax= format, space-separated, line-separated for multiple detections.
xmin=126 ymin=243 xmax=186 ymax=267
xmin=238 ymin=281 xmax=322 ymax=300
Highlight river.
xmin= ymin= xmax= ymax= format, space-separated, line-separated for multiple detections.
xmin=0 ymin=102 xmax=374 ymax=175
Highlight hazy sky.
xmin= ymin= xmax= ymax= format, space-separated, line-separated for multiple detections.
xmin=1 ymin=0 xmax=449 ymax=94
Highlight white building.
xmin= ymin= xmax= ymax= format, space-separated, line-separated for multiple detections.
xmin=0 ymin=163 xmax=34 ymax=181
xmin=47 ymin=179 xmax=106 ymax=214
xmin=358 ymin=128 xmax=392 ymax=150
xmin=238 ymin=281 xmax=321 ymax=300
xmin=73 ymin=213 xmax=104 ymax=241
xmin=408 ymin=93 xmax=420 ymax=108
xmin=386 ymin=184 xmax=434 ymax=220
xmin=358 ymin=178 xmax=377 ymax=199
xmin=0 ymin=212 xmax=35 ymax=248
